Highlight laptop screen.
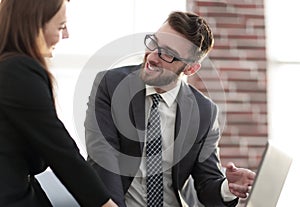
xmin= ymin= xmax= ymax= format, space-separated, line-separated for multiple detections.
xmin=245 ymin=141 xmax=292 ymax=207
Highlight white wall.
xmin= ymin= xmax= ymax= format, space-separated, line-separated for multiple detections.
xmin=55 ymin=0 xmax=186 ymax=56
xmin=265 ymin=0 xmax=300 ymax=205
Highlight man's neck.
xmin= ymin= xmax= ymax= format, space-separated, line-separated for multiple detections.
xmin=153 ymin=80 xmax=180 ymax=94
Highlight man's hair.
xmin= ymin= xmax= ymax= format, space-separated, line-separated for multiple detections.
xmin=166 ymin=11 xmax=214 ymax=62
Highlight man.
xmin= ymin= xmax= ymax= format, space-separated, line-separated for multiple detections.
xmin=85 ymin=11 xmax=255 ymax=207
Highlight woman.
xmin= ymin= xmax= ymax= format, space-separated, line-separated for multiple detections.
xmin=0 ymin=0 xmax=117 ymax=206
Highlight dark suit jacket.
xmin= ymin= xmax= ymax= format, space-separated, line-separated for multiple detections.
xmin=0 ymin=56 xmax=110 ymax=207
xmin=85 ymin=65 xmax=238 ymax=207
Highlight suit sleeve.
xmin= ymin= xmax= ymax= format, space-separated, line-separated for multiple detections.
xmin=191 ymin=102 xmax=238 ymax=207
xmin=85 ymin=71 xmax=127 ymax=207
xmin=0 ymin=57 xmax=110 ymax=207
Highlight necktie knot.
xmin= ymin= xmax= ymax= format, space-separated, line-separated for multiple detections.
xmin=151 ymin=94 xmax=162 ymax=108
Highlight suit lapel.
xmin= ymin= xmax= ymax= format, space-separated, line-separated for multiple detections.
xmin=128 ymin=69 xmax=146 ymax=154
xmin=173 ymin=82 xmax=195 ymax=164
xmin=172 ymin=82 xmax=200 ymax=189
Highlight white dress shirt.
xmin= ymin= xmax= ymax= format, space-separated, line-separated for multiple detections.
xmin=125 ymin=81 xmax=235 ymax=206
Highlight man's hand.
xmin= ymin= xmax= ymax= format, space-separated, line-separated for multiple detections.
xmin=225 ymin=162 xmax=256 ymax=198
xmin=101 ymin=199 xmax=119 ymax=207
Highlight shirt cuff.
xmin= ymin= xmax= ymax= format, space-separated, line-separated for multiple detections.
xmin=221 ymin=179 xmax=237 ymax=201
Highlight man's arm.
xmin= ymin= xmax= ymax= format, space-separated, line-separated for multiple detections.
xmin=85 ymin=71 xmax=126 ymax=207
xmin=191 ymin=103 xmax=239 ymax=206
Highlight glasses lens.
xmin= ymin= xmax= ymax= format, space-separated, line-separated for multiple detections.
xmin=159 ymin=48 xmax=176 ymax=63
xmin=145 ymin=35 xmax=157 ymax=51
xmin=144 ymin=35 xmax=178 ymax=63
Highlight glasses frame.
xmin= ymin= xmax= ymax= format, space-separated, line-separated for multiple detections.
xmin=144 ymin=34 xmax=195 ymax=64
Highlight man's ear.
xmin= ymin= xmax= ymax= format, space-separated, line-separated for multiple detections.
xmin=183 ymin=63 xmax=201 ymax=76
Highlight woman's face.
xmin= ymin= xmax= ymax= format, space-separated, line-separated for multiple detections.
xmin=43 ymin=1 xmax=68 ymax=57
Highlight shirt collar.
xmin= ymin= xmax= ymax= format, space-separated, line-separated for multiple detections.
xmin=145 ymin=81 xmax=181 ymax=107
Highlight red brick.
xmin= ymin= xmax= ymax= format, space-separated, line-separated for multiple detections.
xmin=188 ymin=0 xmax=267 ymax=170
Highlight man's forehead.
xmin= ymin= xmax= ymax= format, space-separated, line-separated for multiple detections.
xmin=155 ymin=23 xmax=198 ymax=53
xmin=154 ymin=32 xmax=194 ymax=54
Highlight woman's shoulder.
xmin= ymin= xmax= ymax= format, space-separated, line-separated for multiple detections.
xmin=0 ymin=54 xmax=43 ymax=69
xmin=0 ymin=55 xmax=52 ymax=108
xmin=0 ymin=55 xmax=48 ymax=79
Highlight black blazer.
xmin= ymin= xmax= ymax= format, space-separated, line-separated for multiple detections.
xmin=0 ymin=56 xmax=110 ymax=207
xmin=85 ymin=65 xmax=238 ymax=207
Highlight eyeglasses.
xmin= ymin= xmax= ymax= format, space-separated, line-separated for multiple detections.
xmin=144 ymin=34 xmax=195 ymax=64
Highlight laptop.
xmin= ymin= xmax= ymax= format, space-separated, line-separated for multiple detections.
xmin=245 ymin=141 xmax=293 ymax=207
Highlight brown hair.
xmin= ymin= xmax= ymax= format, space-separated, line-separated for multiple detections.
xmin=166 ymin=11 xmax=214 ymax=62
xmin=0 ymin=0 xmax=69 ymax=98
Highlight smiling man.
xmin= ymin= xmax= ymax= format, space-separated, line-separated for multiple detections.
xmin=85 ymin=11 xmax=255 ymax=207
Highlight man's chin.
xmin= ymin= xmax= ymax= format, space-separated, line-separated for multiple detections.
xmin=142 ymin=76 xmax=175 ymax=88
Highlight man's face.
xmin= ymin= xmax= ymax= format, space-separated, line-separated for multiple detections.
xmin=140 ymin=23 xmax=195 ymax=90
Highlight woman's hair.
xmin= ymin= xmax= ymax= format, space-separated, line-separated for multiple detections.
xmin=0 ymin=0 xmax=68 ymax=97
xmin=166 ymin=11 xmax=214 ymax=62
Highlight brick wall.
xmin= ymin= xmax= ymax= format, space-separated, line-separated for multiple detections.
xmin=186 ymin=0 xmax=268 ymax=170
